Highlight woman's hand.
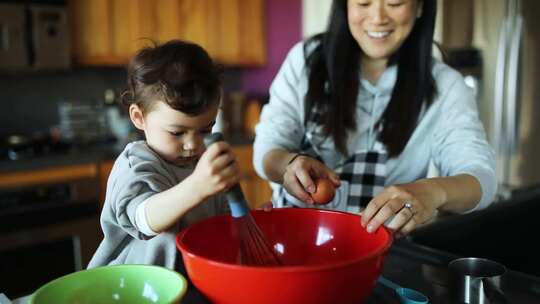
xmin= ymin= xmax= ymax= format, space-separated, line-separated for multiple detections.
xmin=191 ymin=141 xmax=241 ymax=200
xmin=283 ymin=155 xmax=340 ymax=204
xmin=360 ymin=179 xmax=446 ymax=236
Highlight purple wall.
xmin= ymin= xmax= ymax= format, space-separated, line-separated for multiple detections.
xmin=240 ymin=0 xmax=302 ymax=95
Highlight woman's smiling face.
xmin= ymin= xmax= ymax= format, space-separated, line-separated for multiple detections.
xmin=130 ymin=101 xmax=218 ymax=166
xmin=347 ymin=0 xmax=421 ymax=64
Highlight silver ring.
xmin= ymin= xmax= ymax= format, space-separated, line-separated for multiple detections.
xmin=403 ymin=202 xmax=416 ymax=215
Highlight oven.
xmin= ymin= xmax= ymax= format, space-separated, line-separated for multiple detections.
xmin=0 ymin=179 xmax=101 ymax=298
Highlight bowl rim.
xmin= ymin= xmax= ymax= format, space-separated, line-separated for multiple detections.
xmin=176 ymin=208 xmax=394 ymax=272
xmin=29 ymin=264 xmax=188 ymax=303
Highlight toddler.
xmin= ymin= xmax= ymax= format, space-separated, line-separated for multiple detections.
xmin=88 ymin=40 xmax=240 ymax=270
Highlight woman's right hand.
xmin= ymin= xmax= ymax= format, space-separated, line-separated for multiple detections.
xmin=283 ymin=154 xmax=340 ymax=204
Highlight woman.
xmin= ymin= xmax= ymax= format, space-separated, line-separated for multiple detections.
xmin=253 ymin=0 xmax=496 ymax=236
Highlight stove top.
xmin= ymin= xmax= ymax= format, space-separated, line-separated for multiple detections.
xmin=0 ymin=134 xmax=72 ymax=162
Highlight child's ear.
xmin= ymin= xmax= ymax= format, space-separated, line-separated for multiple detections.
xmin=129 ymin=104 xmax=146 ymax=131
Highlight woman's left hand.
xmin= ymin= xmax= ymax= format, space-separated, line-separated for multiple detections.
xmin=360 ymin=179 xmax=446 ymax=237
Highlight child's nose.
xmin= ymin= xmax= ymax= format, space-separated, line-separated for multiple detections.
xmin=183 ymin=141 xmax=195 ymax=151
xmin=182 ymin=134 xmax=202 ymax=151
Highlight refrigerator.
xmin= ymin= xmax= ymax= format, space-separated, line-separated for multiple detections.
xmin=442 ymin=0 xmax=540 ymax=200
xmin=411 ymin=0 xmax=540 ymax=277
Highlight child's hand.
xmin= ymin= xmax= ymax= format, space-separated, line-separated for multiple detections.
xmin=191 ymin=141 xmax=241 ymax=199
xmin=257 ymin=201 xmax=273 ymax=212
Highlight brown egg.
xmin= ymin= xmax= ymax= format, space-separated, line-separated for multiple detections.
xmin=311 ymin=179 xmax=336 ymax=205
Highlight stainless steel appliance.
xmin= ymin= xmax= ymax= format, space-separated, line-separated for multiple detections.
xmin=0 ymin=181 xmax=100 ymax=298
xmin=439 ymin=0 xmax=540 ymax=200
xmin=478 ymin=0 xmax=540 ymax=200
xmin=0 ymin=1 xmax=70 ymax=70
xmin=411 ymin=0 xmax=540 ymax=278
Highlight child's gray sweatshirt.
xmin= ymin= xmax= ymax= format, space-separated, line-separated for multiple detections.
xmin=88 ymin=141 xmax=228 ymax=269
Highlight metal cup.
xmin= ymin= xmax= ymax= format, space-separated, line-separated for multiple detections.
xmin=448 ymin=257 xmax=508 ymax=304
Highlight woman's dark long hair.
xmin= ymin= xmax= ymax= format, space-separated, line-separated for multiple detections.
xmin=304 ymin=0 xmax=437 ymax=157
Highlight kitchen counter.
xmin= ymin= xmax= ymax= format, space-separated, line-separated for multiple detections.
xmin=11 ymin=239 xmax=540 ymax=303
xmin=374 ymin=239 xmax=540 ymax=303
xmin=0 ymin=145 xmax=116 ymax=173
xmin=411 ymin=186 xmax=540 ymax=278
xmin=0 ymin=136 xmax=121 ymax=174
xmin=0 ymin=133 xmax=253 ymax=173
xmin=177 ymin=239 xmax=540 ymax=303
xmin=0 ymin=133 xmax=260 ymax=205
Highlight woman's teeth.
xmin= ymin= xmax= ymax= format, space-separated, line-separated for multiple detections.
xmin=367 ymin=31 xmax=390 ymax=38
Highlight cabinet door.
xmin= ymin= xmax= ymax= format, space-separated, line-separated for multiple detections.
xmin=69 ymin=0 xmax=266 ymax=66
xmin=155 ymin=0 xmax=219 ymax=58
xmin=216 ymin=0 xmax=241 ymax=64
xmin=240 ymin=176 xmax=272 ymax=209
xmin=98 ymin=160 xmax=115 ymax=206
xmin=232 ymin=145 xmax=272 ymax=208
xmin=70 ymin=0 xmax=154 ymax=65
xmin=69 ymin=0 xmax=114 ymax=64
xmin=238 ymin=0 xmax=266 ymax=65
xmin=216 ymin=0 xmax=266 ymax=66
xmin=110 ymin=0 xmax=157 ymax=58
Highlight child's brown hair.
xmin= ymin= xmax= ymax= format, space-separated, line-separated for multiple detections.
xmin=121 ymin=40 xmax=222 ymax=116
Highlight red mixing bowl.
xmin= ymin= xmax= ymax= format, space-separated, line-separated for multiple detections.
xmin=176 ymin=208 xmax=393 ymax=304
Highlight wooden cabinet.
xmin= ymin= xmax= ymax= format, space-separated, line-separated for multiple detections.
xmin=236 ymin=0 xmax=267 ymax=66
xmin=0 ymin=161 xmax=108 ymax=211
xmin=68 ymin=0 xmax=266 ymax=66
xmin=232 ymin=145 xmax=272 ymax=209
xmin=155 ymin=0 xmax=219 ymax=58
xmin=69 ymin=0 xmax=158 ymax=65
xmin=0 ymin=163 xmax=99 ymax=189
xmin=98 ymin=160 xmax=115 ymax=204
xmin=110 ymin=0 xmax=158 ymax=59
xmin=68 ymin=0 xmax=112 ymax=65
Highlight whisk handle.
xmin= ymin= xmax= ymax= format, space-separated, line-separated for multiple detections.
xmin=204 ymin=133 xmax=249 ymax=218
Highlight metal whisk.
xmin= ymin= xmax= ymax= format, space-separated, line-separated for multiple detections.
xmin=204 ymin=133 xmax=282 ymax=266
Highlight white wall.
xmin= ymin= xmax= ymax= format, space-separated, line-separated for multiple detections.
xmin=302 ymin=0 xmax=333 ymax=38
xmin=434 ymin=0 xmax=444 ymax=43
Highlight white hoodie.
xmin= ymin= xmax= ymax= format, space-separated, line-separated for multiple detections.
xmin=253 ymin=41 xmax=497 ymax=213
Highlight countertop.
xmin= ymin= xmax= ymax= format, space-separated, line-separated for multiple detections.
xmin=375 ymin=239 xmax=540 ymax=303
xmin=15 ymin=239 xmax=536 ymax=303
xmin=0 ymin=133 xmax=254 ymax=173
xmin=411 ymin=186 xmax=540 ymax=278
xmin=175 ymin=238 xmax=540 ymax=303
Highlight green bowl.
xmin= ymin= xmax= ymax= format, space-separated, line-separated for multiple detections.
xmin=30 ymin=264 xmax=187 ymax=304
